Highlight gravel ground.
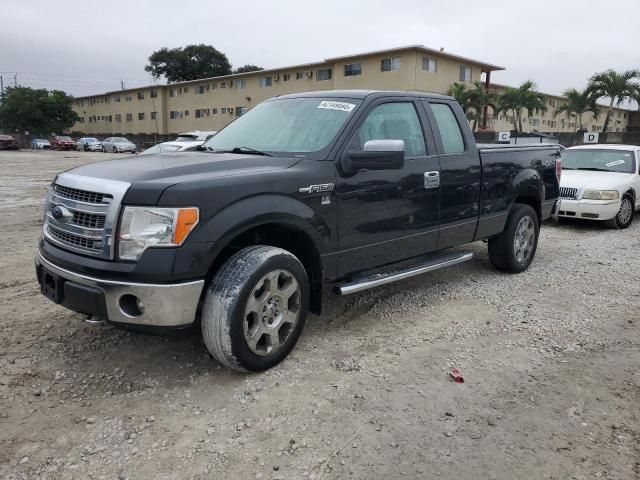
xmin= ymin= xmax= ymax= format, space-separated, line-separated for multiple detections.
xmin=1 ymin=149 xmax=639 ymax=480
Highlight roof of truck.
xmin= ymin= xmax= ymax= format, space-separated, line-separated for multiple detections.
xmin=274 ymin=90 xmax=453 ymax=101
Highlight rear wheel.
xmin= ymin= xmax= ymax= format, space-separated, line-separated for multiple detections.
xmin=201 ymin=246 xmax=309 ymax=371
xmin=605 ymin=195 xmax=634 ymax=229
xmin=488 ymin=203 xmax=539 ymax=273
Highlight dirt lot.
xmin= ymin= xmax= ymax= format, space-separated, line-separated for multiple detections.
xmin=1 ymin=149 xmax=639 ymax=480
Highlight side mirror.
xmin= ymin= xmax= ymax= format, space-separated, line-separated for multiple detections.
xmin=343 ymin=139 xmax=405 ymax=173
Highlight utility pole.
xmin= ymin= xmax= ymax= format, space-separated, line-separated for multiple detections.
xmin=13 ymin=73 xmax=17 ymax=87
xmin=1 ymin=75 xmax=4 ymax=100
xmin=121 ymin=79 xmax=125 ymax=90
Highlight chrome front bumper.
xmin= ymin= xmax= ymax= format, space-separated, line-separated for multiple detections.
xmin=36 ymin=253 xmax=204 ymax=327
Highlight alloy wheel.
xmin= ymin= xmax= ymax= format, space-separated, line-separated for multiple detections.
xmin=513 ymin=215 xmax=535 ymax=263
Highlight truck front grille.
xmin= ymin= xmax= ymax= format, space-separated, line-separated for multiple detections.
xmin=48 ymin=225 xmax=102 ymax=251
xmin=53 ymin=184 xmax=110 ymax=204
xmin=559 ymin=187 xmax=578 ymax=199
xmin=43 ymin=175 xmax=130 ymax=259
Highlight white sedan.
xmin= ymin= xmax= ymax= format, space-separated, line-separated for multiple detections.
xmin=101 ymin=137 xmax=136 ymax=153
xmin=558 ymin=144 xmax=640 ymax=228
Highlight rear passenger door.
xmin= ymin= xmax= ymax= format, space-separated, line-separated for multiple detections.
xmin=336 ymin=99 xmax=440 ymax=275
xmin=423 ymin=101 xmax=482 ymax=249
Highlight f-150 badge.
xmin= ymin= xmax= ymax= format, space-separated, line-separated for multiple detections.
xmin=298 ymin=183 xmax=335 ymax=194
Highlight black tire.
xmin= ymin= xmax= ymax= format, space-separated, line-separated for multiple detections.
xmin=605 ymin=195 xmax=634 ymax=229
xmin=201 ymin=246 xmax=309 ymax=372
xmin=101 ymin=146 xmax=105 ymax=153
xmin=112 ymin=146 xmax=117 ymax=153
xmin=488 ymin=203 xmax=539 ymax=273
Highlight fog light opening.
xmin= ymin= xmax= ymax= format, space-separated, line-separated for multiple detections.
xmin=119 ymin=294 xmax=144 ymax=317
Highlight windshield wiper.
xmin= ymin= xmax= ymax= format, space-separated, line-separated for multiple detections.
xmin=207 ymin=146 xmax=273 ymax=156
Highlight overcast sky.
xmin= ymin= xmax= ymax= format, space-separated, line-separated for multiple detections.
xmin=1 ymin=0 xmax=637 ymax=98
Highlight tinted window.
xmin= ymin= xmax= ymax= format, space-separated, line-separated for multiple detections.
xmin=430 ymin=103 xmax=465 ymax=154
xmin=350 ymin=102 xmax=426 ymax=157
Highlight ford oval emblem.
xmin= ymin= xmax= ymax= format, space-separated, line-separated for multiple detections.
xmin=52 ymin=206 xmax=64 ymax=220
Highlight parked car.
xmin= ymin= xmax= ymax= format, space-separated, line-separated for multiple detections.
xmin=31 ymin=139 xmax=51 ymax=150
xmin=76 ymin=137 xmax=101 ymax=151
xmin=0 ymin=134 xmax=19 ymax=150
xmin=558 ymin=144 xmax=640 ymax=228
xmin=35 ymin=90 xmax=561 ymax=372
xmin=101 ymin=137 xmax=136 ymax=153
xmin=139 ymin=141 xmax=206 ymax=155
xmin=174 ymin=131 xmax=217 ymax=142
xmin=50 ymin=135 xmax=76 ymax=151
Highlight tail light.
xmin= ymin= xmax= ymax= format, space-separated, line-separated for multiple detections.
xmin=555 ymin=155 xmax=562 ymax=184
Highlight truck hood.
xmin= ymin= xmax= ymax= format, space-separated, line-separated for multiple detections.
xmin=66 ymin=152 xmax=300 ymax=184
xmin=63 ymin=152 xmax=301 ymax=205
xmin=561 ymin=169 xmax=635 ymax=191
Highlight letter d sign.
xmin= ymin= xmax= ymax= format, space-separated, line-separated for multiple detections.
xmin=584 ymin=132 xmax=599 ymax=144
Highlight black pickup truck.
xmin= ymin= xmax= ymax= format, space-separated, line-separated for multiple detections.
xmin=36 ymin=90 xmax=561 ymax=371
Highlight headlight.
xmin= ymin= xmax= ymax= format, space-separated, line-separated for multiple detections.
xmin=581 ymin=190 xmax=619 ymax=201
xmin=118 ymin=207 xmax=199 ymax=260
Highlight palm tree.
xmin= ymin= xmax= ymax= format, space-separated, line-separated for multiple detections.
xmin=497 ymin=81 xmax=547 ymax=133
xmin=553 ymin=88 xmax=599 ymax=132
xmin=447 ymin=82 xmax=469 ymax=114
xmin=464 ymin=81 xmax=499 ymax=131
xmin=586 ymin=69 xmax=640 ymax=133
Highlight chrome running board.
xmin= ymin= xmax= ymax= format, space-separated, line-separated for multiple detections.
xmin=336 ymin=252 xmax=473 ymax=295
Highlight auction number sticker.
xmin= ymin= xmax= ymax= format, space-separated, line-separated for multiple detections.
xmin=317 ymin=101 xmax=356 ymax=112
xmin=605 ymin=160 xmax=626 ymax=167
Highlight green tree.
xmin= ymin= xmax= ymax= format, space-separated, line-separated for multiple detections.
xmin=233 ymin=64 xmax=263 ymax=74
xmin=0 ymin=86 xmax=78 ymax=134
xmin=447 ymin=82 xmax=469 ymax=113
xmin=586 ymin=69 xmax=640 ymax=133
xmin=497 ymin=81 xmax=547 ymax=133
xmin=145 ymin=44 xmax=232 ymax=82
xmin=465 ymin=81 xmax=499 ymax=131
xmin=553 ymin=87 xmax=599 ymax=132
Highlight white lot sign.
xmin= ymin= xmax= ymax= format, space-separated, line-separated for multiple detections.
xmin=498 ymin=131 xmax=511 ymax=142
xmin=584 ymin=132 xmax=599 ymax=144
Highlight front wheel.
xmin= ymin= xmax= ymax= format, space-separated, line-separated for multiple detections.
xmin=605 ymin=195 xmax=634 ymax=229
xmin=201 ymin=246 xmax=309 ymax=372
xmin=488 ymin=203 xmax=539 ymax=273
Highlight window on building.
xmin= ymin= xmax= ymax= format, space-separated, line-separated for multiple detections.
xmin=170 ymin=111 xmax=180 ymax=119
xmin=532 ymin=118 xmax=540 ymax=126
xmin=236 ymin=79 xmax=247 ymax=89
xmin=138 ymin=112 xmax=145 ymax=120
xmin=195 ymin=108 xmax=210 ymax=118
xmin=183 ymin=87 xmax=189 ymax=93
xmin=430 ymin=103 xmax=465 ymax=154
xmin=115 ymin=114 xmax=121 ymax=122
xmin=422 ymin=57 xmax=437 ymax=72
xmin=259 ymin=76 xmax=273 ymax=87
xmin=169 ymin=89 xmax=175 ymax=97
xmin=459 ymin=66 xmax=472 ymax=82
xmin=114 ymin=95 xmax=120 ymax=102
xmin=381 ymin=57 xmax=401 ymax=72
xmin=344 ymin=63 xmax=362 ymax=77
xmin=212 ymin=108 xmax=218 ymax=115
xmin=317 ymin=68 xmax=332 ymax=81
xmin=283 ymin=73 xmax=291 ymax=81
xmin=235 ymin=106 xmax=248 ymax=117
xmin=296 ymin=72 xmax=304 ymax=80
xmin=125 ymin=94 xmax=132 ymax=101
xmin=196 ymin=85 xmax=206 ymax=95
xmin=151 ymin=111 xmax=157 ymax=120
xmin=220 ymin=81 xmax=227 ymax=89
xmin=150 ymin=90 xmax=157 ymax=98
xmin=350 ymin=102 xmax=426 ymax=157
xmin=126 ymin=113 xmax=133 ymax=121
xmin=184 ymin=110 xmax=189 ymax=116
xmin=221 ymin=107 xmax=227 ymax=114
xmin=137 ymin=92 xmax=144 ymax=100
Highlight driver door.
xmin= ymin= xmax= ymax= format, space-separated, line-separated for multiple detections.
xmin=336 ymin=99 xmax=440 ymax=276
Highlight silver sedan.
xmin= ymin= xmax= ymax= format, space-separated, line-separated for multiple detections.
xmin=101 ymin=137 xmax=136 ymax=153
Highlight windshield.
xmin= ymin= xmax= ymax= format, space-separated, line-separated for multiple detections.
xmin=85 ymin=138 xmax=98 ymax=143
xmin=203 ymin=97 xmax=361 ymax=155
xmin=58 ymin=136 xmax=72 ymax=141
xmin=563 ymin=149 xmax=636 ymax=173
xmin=113 ymin=137 xmax=129 ymax=143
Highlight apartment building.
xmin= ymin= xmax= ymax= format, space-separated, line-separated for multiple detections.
xmin=72 ymin=45 xmax=504 ymax=135
xmin=488 ymin=85 xmax=630 ymax=134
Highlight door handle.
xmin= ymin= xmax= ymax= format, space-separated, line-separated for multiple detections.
xmin=424 ymin=171 xmax=440 ymax=189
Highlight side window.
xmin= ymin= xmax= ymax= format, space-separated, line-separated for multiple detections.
xmin=430 ymin=103 xmax=465 ymax=154
xmin=350 ymin=102 xmax=426 ymax=157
